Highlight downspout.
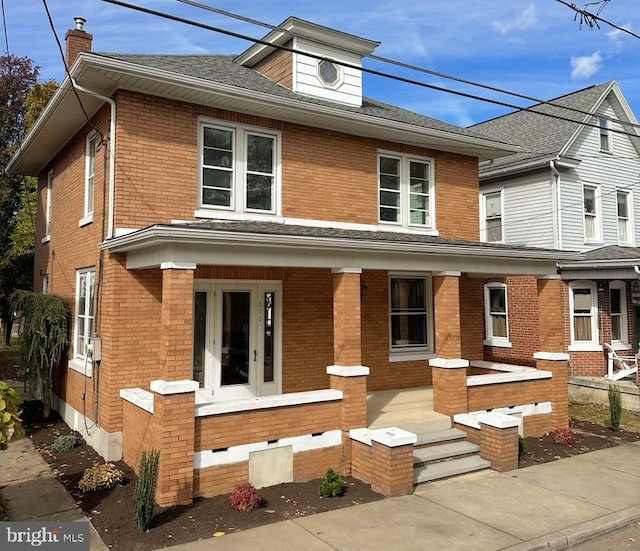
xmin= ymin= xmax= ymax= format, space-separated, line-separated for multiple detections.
xmin=550 ymin=160 xmax=562 ymax=249
xmin=71 ymin=79 xmax=116 ymax=239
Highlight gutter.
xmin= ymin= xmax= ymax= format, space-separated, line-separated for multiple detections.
xmin=558 ymin=259 xmax=640 ymax=270
xmin=71 ymin=79 xmax=116 ymax=239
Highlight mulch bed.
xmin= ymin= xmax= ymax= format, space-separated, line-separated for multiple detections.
xmin=24 ymin=411 xmax=383 ymax=551
xmin=518 ymin=418 xmax=640 ymax=468
xmin=14 ymin=402 xmax=640 ymax=550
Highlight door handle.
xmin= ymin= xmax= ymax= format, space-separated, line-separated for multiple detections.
xmin=254 ymin=350 xmax=257 ymax=362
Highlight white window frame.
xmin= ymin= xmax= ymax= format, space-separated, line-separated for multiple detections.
xmin=483 ymin=282 xmax=512 ymax=348
xmin=480 ymin=190 xmax=504 ymax=243
xmin=42 ymin=170 xmax=53 ymax=243
xmin=582 ymin=183 xmax=602 ymax=243
xmin=569 ymin=280 xmax=601 ymax=351
xmin=70 ymin=268 xmax=96 ymax=376
xmin=388 ymin=274 xmax=434 ymax=362
xmin=616 ymin=189 xmax=634 ymax=246
xmin=80 ymin=131 xmax=96 ymax=227
xmin=598 ymin=117 xmax=612 ymax=153
xmin=197 ymin=118 xmax=282 ymax=217
xmin=609 ymin=280 xmax=629 ymax=349
xmin=378 ymin=151 xmax=435 ymax=230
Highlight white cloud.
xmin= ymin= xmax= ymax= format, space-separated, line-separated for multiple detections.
xmin=570 ymin=52 xmax=603 ymax=80
xmin=607 ymin=26 xmax=631 ymax=52
xmin=493 ymin=4 xmax=537 ymax=34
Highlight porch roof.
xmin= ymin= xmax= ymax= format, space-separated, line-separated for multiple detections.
xmin=102 ymin=220 xmax=579 ymax=276
xmin=557 ymin=244 xmax=640 ymax=280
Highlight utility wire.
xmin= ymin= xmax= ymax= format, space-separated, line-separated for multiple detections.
xmin=102 ymin=0 xmax=640 ymax=141
xmin=41 ymin=0 xmax=105 ymax=145
xmin=555 ymin=0 xmax=640 ymax=39
xmin=1 ymin=0 xmax=9 ymax=55
xmin=177 ymin=0 xmax=640 ymax=133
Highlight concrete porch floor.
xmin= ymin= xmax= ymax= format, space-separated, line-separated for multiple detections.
xmin=367 ymin=386 xmax=451 ymax=433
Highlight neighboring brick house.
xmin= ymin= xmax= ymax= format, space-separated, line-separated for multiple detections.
xmin=472 ymin=81 xmax=640 ymax=378
xmin=8 ymin=17 xmax=575 ymax=505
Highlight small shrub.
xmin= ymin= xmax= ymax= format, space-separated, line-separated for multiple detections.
xmin=0 ymin=381 xmax=24 ymax=450
xmin=553 ymin=426 xmax=575 ymax=446
xmin=318 ymin=468 xmax=345 ymax=498
xmin=229 ymin=482 xmax=263 ymax=512
xmin=133 ymin=449 xmax=160 ymax=532
xmin=77 ymin=463 xmax=124 ymax=492
xmin=52 ymin=434 xmax=77 ymax=453
xmin=608 ymin=384 xmax=622 ymax=431
xmin=518 ymin=435 xmax=526 ymax=457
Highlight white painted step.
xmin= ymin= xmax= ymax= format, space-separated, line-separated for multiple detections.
xmin=414 ymin=456 xmax=491 ymax=485
xmin=413 ymin=441 xmax=480 ymax=465
xmin=415 ymin=428 xmax=467 ymax=447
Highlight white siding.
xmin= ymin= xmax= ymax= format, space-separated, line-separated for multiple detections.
xmin=293 ymin=37 xmax=363 ymax=106
xmin=561 ymin=98 xmax=640 ymax=251
xmin=482 ymin=170 xmax=555 ymax=248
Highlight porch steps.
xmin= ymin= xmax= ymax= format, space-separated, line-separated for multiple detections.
xmin=413 ymin=428 xmax=491 ymax=486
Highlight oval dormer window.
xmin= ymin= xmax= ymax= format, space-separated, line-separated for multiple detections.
xmin=318 ymin=59 xmax=340 ymax=87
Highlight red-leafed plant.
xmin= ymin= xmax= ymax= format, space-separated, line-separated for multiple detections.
xmin=229 ymin=482 xmax=263 ymax=512
xmin=553 ymin=426 xmax=575 ymax=446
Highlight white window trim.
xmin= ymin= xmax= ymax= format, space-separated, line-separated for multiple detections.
xmin=316 ymin=59 xmax=344 ymax=90
xmin=609 ymin=280 xmax=629 ymax=348
xmin=388 ymin=273 xmax=434 ymax=360
xmin=616 ymin=189 xmax=634 ymax=246
xmin=73 ymin=268 xmax=95 ymax=369
xmin=197 ymin=118 xmax=282 ymax=217
xmin=378 ymin=150 xmax=436 ymax=231
xmin=598 ymin=117 xmax=612 ymax=153
xmin=82 ymin=130 xmax=96 ymax=225
xmin=582 ymin=183 xmax=603 ymax=243
xmin=483 ymin=282 xmax=512 ymax=348
xmin=43 ymin=170 xmax=53 ymax=242
xmin=568 ymin=280 xmax=601 ymax=351
xmin=480 ymin=189 xmax=504 ymax=244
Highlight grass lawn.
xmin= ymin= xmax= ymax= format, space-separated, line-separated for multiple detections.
xmin=570 ymin=402 xmax=640 ymax=433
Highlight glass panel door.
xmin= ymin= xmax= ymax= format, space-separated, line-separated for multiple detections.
xmin=221 ymin=291 xmax=251 ymax=386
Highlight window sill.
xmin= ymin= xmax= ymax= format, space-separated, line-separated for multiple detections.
xmin=583 ymin=239 xmax=603 ymax=245
xmin=194 ymin=209 xmax=281 ymax=221
xmin=568 ymin=344 xmax=603 ymax=352
xmin=388 ymin=351 xmax=435 ymax=363
xmin=610 ymin=342 xmax=632 ymax=351
xmin=377 ymin=222 xmax=439 ymax=235
xmin=68 ymin=357 xmax=93 ymax=377
xmin=483 ymin=339 xmax=513 ymax=348
xmin=41 ymin=235 xmax=51 ymax=244
xmin=79 ymin=214 xmax=93 ymax=227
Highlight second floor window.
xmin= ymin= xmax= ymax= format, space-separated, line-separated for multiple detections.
xmin=83 ymin=132 xmax=96 ymax=223
xmin=44 ymin=170 xmax=53 ymax=240
xmin=583 ymin=184 xmax=601 ymax=241
xmin=482 ymin=191 xmax=502 ymax=242
xmin=200 ymin=120 xmax=279 ymax=214
xmin=617 ymin=190 xmax=632 ymax=245
xmin=379 ymin=153 xmax=434 ymax=229
xmin=599 ymin=117 xmax=611 ymax=152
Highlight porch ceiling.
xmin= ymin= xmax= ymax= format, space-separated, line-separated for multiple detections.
xmin=103 ymin=221 xmax=579 ymax=276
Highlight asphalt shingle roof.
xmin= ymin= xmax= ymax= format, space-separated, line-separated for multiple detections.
xmin=95 ymin=53 xmax=504 ymax=142
xmin=580 ymin=245 xmax=640 ymax=261
xmin=470 ymin=81 xmax=613 ymax=174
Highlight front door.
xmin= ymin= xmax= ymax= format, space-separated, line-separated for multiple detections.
xmin=193 ymin=281 xmax=281 ymax=402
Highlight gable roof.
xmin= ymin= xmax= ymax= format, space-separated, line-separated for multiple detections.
xmin=8 ymin=50 xmax=518 ymax=175
xmin=470 ymin=81 xmax=640 ymax=179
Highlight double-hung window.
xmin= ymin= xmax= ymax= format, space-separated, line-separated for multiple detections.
xmin=199 ymin=120 xmax=279 ymax=215
xmin=616 ymin=190 xmax=632 ymax=245
xmin=583 ymin=184 xmax=601 ymax=241
xmin=484 ymin=283 xmax=511 ymax=347
xmin=569 ymin=281 xmax=600 ymax=351
xmin=74 ymin=268 xmax=95 ymax=363
xmin=599 ymin=117 xmax=611 ymax=152
xmin=81 ymin=132 xmax=96 ymax=226
xmin=481 ymin=191 xmax=503 ymax=242
xmin=609 ymin=281 xmax=628 ymax=347
xmin=43 ymin=170 xmax=53 ymax=242
xmin=389 ymin=276 xmax=433 ymax=358
xmin=379 ymin=153 xmax=434 ymax=229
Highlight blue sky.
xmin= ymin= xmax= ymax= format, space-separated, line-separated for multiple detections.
xmin=4 ymin=1 xmax=640 ymax=127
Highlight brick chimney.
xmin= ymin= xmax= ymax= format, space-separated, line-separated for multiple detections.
xmin=65 ymin=17 xmax=93 ymax=67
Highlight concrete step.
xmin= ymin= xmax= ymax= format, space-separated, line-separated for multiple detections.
xmin=414 ymin=455 xmax=491 ymax=485
xmin=415 ymin=428 xmax=467 ymax=448
xmin=413 ymin=441 xmax=480 ymax=467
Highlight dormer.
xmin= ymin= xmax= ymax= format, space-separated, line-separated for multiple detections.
xmin=235 ymin=17 xmax=379 ymax=107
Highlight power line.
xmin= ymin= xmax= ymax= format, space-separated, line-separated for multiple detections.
xmin=177 ymin=0 xmax=640 ymax=133
xmin=1 ymin=0 xmax=9 ymax=56
xmin=102 ymin=0 xmax=640 ymax=142
xmin=555 ymin=0 xmax=640 ymax=39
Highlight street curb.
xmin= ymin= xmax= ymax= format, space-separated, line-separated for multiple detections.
xmin=501 ymin=506 xmax=640 ymax=550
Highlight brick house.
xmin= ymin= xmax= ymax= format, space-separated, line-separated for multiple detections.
xmin=473 ymin=81 xmax=640 ymax=379
xmin=8 ymin=18 xmax=575 ymax=505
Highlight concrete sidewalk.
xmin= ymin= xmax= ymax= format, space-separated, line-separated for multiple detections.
xmin=1 ymin=438 xmax=639 ymax=551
